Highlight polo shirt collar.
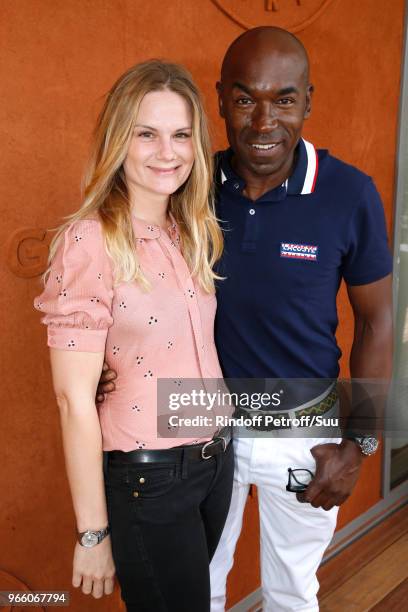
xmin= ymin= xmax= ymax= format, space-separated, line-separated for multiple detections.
xmin=287 ymin=138 xmax=319 ymax=195
xmin=219 ymin=138 xmax=319 ymax=200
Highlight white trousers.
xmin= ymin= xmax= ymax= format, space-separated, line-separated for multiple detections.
xmin=210 ymin=435 xmax=340 ymax=612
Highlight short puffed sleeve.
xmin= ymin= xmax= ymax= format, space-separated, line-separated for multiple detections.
xmin=34 ymin=219 xmax=114 ymax=352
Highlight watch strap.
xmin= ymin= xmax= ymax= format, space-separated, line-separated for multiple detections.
xmin=78 ymin=526 xmax=110 ymax=547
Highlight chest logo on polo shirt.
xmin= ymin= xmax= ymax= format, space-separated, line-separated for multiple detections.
xmin=280 ymin=242 xmax=318 ymax=261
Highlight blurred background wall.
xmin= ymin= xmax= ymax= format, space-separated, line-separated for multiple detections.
xmin=0 ymin=1 xmax=405 ymax=609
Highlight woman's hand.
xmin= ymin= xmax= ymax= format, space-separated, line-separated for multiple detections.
xmin=72 ymin=536 xmax=116 ymax=598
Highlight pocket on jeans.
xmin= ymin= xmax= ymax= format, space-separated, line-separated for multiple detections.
xmin=126 ymin=465 xmax=178 ymax=499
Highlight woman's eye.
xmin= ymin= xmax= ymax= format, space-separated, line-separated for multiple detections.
xmin=174 ymin=132 xmax=191 ymax=139
xmin=138 ymin=132 xmax=154 ymax=138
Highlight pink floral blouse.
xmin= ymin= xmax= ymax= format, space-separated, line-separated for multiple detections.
xmin=34 ymin=215 xmax=224 ymax=451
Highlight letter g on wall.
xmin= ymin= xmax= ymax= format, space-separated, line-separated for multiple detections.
xmin=7 ymin=227 xmax=50 ymax=278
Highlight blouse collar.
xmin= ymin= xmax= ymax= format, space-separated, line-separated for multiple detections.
xmin=132 ymin=211 xmax=179 ymax=241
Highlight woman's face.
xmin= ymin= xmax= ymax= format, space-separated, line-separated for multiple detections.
xmin=124 ymin=89 xmax=195 ymax=200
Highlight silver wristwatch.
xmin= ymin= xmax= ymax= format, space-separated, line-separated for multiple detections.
xmin=351 ymin=436 xmax=379 ymax=456
xmin=78 ymin=526 xmax=110 ymax=548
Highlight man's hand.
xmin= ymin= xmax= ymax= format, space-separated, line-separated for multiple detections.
xmin=296 ymin=440 xmax=363 ymax=510
xmin=96 ymin=362 xmax=117 ymax=403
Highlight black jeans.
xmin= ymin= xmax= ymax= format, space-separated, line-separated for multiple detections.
xmin=103 ymin=442 xmax=234 ymax=612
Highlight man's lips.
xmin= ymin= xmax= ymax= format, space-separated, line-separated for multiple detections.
xmin=248 ymin=142 xmax=282 ymax=151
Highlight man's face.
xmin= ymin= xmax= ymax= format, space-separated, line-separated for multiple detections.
xmin=217 ymin=50 xmax=312 ymax=178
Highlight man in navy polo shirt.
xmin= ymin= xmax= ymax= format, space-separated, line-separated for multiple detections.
xmin=209 ymin=27 xmax=393 ymax=611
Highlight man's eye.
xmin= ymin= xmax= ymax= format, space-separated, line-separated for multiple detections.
xmin=277 ymin=98 xmax=294 ymax=105
xmin=236 ymin=97 xmax=253 ymax=105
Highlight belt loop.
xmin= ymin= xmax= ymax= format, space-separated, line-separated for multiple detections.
xmin=181 ymin=447 xmax=189 ymax=479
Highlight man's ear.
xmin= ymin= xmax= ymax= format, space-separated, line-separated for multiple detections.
xmin=304 ymin=83 xmax=314 ymax=119
xmin=216 ymin=81 xmax=225 ymax=118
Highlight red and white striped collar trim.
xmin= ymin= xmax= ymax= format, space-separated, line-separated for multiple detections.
xmin=300 ymin=139 xmax=319 ymax=194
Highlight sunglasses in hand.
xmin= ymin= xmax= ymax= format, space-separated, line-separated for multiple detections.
xmin=286 ymin=467 xmax=314 ymax=493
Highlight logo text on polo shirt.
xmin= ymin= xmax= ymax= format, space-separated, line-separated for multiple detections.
xmin=280 ymin=242 xmax=319 ymax=261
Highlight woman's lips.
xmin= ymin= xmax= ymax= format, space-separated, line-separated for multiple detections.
xmin=148 ymin=166 xmax=180 ymax=175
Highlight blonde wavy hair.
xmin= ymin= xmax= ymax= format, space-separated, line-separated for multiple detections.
xmin=47 ymin=59 xmax=223 ymax=291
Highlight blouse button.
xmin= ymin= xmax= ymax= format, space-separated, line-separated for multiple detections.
xmin=139 ymin=477 xmax=145 ymax=484
xmin=249 ymin=209 xmax=255 ymax=215
xmin=133 ymin=491 xmax=139 ymax=498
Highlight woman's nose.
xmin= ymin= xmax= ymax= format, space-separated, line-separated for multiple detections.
xmin=156 ymin=136 xmax=176 ymax=161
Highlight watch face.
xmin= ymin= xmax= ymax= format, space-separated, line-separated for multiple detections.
xmin=81 ymin=532 xmax=99 ymax=547
xmin=362 ymin=437 xmax=379 ymax=455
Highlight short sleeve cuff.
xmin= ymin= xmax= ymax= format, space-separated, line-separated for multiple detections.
xmin=344 ymin=266 xmax=392 ymax=286
xmin=47 ymin=327 xmax=108 ymax=352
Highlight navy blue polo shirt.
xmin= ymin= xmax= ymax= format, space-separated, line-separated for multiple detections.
xmin=214 ymin=138 xmax=392 ymax=380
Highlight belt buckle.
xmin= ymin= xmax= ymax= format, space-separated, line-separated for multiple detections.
xmin=201 ymin=440 xmax=214 ymax=460
xmin=201 ymin=436 xmax=227 ymax=460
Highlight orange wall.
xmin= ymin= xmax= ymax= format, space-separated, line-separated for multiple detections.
xmin=0 ymin=1 xmax=405 ymax=609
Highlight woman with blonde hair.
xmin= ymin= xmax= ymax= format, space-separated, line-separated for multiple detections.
xmin=34 ymin=60 xmax=233 ymax=611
